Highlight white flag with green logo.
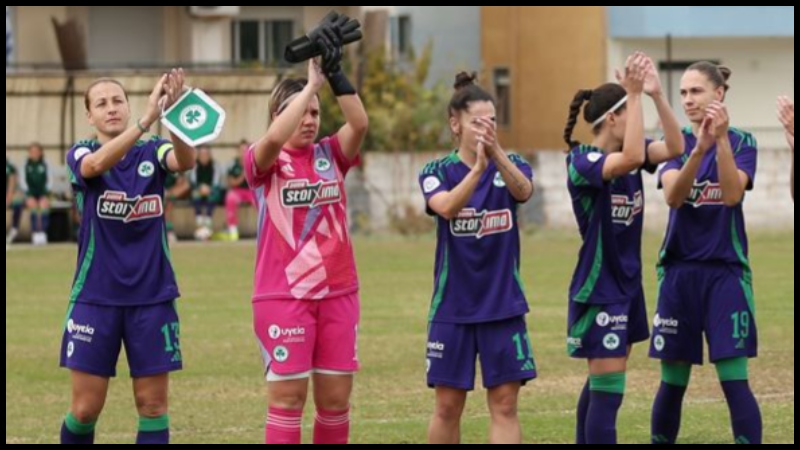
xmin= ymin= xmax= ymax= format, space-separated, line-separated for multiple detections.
xmin=160 ymin=88 xmax=226 ymax=147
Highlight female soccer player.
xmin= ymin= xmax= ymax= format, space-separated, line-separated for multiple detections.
xmin=24 ymin=142 xmax=53 ymax=245
xmin=563 ymin=52 xmax=684 ymax=444
xmin=419 ymin=72 xmax=536 ymax=445
xmin=60 ymin=69 xmax=196 ymax=444
xmin=245 ymin=26 xmax=368 ymax=444
xmin=650 ymin=62 xmax=762 ymax=445
xmin=777 ymin=96 xmax=793 ymax=200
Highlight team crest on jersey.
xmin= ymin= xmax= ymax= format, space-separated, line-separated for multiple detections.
xmin=138 ymin=161 xmax=155 ymax=178
xmin=97 ymin=191 xmax=164 ymax=223
xmin=611 ymin=191 xmax=643 ymax=227
xmin=281 ymin=180 xmax=342 ymax=208
xmin=450 ymin=208 xmax=513 ymax=239
xmin=315 ymin=158 xmax=332 ymax=173
xmin=686 ymin=181 xmax=723 ymax=208
xmin=493 ymin=172 xmax=506 ymax=188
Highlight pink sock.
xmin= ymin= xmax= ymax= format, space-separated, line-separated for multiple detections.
xmin=314 ymin=407 xmax=350 ymax=445
xmin=266 ymin=407 xmax=302 ymax=445
xmin=225 ymin=193 xmax=239 ymax=227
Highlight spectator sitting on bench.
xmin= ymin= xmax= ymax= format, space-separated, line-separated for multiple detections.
xmin=190 ymin=145 xmax=222 ymax=241
xmin=165 ymin=171 xmax=190 ymax=243
xmin=23 ymin=143 xmax=53 ymax=246
xmin=224 ymin=140 xmax=255 ymax=241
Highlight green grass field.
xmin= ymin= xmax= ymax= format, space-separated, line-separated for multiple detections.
xmin=6 ymin=231 xmax=794 ymax=444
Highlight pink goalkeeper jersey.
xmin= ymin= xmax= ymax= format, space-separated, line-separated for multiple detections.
xmin=244 ymin=135 xmax=360 ymax=302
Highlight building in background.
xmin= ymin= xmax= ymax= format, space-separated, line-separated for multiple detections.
xmin=368 ymin=6 xmax=793 ymax=149
xmin=7 ymin=6 xmax=361 ymax=69
xmin=5 ymin=6 xmax=794 ymax=231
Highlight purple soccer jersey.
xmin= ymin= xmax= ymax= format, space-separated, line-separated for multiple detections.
xmin=66 ymin=137 xmax=180 ymax=306
xmin=566 ymin=143 xmax=656 ymax=306
xmin=657 ymin=127 xmax=758 ymax=266
xmin=419 ymin=151 xmax=534 ymax=324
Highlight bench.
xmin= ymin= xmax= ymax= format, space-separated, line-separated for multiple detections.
xmin=6 ymin=165 xmax=74 ymax=242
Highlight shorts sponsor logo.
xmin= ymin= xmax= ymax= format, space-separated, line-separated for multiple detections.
xmin=653 ymin=314 xmax=680 ymax=335
xmin=67 ymin=341 xmax=75 ymax=358
xmin=268 ymin=325 xmax=306 ymax=343
xmin=268 ymin=325 xmax=281 ymax=340
xmin=654 ymin=335 xmax=666 ymax=352
xmin=67 ymin=319 xmax=95 ymax=343
xmin=567 ymin=337 xmax=583 ymax=350
xmin=427 ymin=341 xmax=445 ymax=359
xmin=98 ymin=191 xmax=164 ymax=223
xmin=597 ymin=313 xmax=629 ymax=331
xmin=450 ymin=208 xmax=514 ymax=239
xmin=603 ymin=333 xmax=621 ymax=351
xmin=273 ymin=346 xmax=290 ymax=363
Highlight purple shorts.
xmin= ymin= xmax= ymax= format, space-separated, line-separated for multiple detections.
xmin=59 ymin=301 xmax=182 ymax=378
xmin=649 ymin=262 xmax=758 ymax=365
xmin=426 ymin=316 xmax=537 ymax=391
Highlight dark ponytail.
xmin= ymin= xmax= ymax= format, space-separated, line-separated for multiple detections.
xmin=564 ymin=90 xmax=593 ymax=148
xmin=563 ymin=83 xmax=627 ymax=150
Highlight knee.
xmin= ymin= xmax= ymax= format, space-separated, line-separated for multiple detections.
xmin=316 ymin=394 xmax=350 ymax=412
xmin=71 ymin=402 xmax=103 ymax=424
xmin=271 ymin=390 xmax=308 ymax=411
xmin=434 ymin=399 xmax=465 ymax=424
xmin=488 ymin=392 xmax=519 ymax=420
xmin=135 ymin=396 xmax=168 ymax=418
